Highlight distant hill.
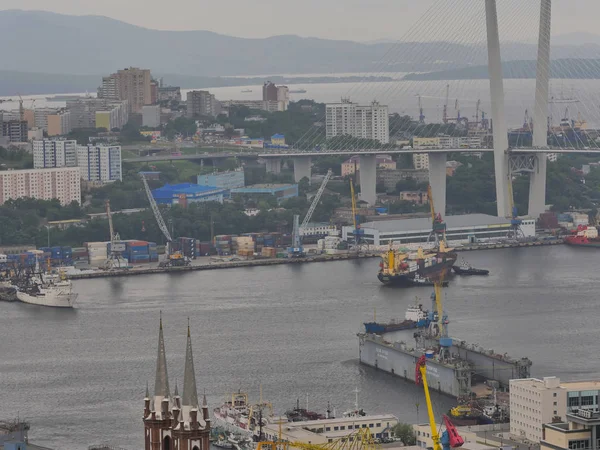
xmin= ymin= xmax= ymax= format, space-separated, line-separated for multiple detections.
xmin=402 ymin=59 xmax=600 ymax=80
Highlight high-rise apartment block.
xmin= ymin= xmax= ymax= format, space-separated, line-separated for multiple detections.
xmin=263 ymin=82 xmax=278 ymax=101
xmin=0 ymin=167 xmax=81 ymax=206
xmin=47 ymin=109 xmax=72 ymax=136
xmin=186 ymin=90 xmax=219 ymax=117
xmin=2 ymin=121 xmax=28 ymax=143
xmin=33 ymin=140 xmax=78 ymax=169
xmin=98 ymin=67 xmax=152 ymax=113
xmin=326 ymin=99 xmax=389 ymax=144
xmin=67 ymin=98 xmax=129 ymax=130
xmin=77 ymin=145 xmax=122 ymax=183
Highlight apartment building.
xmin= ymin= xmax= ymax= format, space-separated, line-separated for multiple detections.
xmin=47 ymin=109 xmax=72 ymax=136
xmin=0 ymin=167 xmax=81 ymax=206
xmin=220 ymin=99 xmax=278 ymax=113
xmin=187 ymin=90 xmax=219 ymax=117
xmin=67 ymin=98 xmax=129 ymax=130
xmin=340 ymin=154 xmax=396 ymax=177
xmin=2 ymin=121 xmax=28 ymax=143
xmin=326 ymin=99 xmax=389 ymax=144
xmin=77 ymin=145 xmax=122 ymax=183
xmin=142 ymin=105 xmax=161 ymax=128
xmin=413 ymin=153 xmax=430 ymax=170
xmin=158 ymin=85 xmax=182 ymax=103
xmin=98 ymin=67 xmax=152 ymax=113
xmin=33 ymin=140 xmax=78 ymax=169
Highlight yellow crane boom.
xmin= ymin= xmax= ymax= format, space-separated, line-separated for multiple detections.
xmin=416 ymin=356 xmax=441 ymax=450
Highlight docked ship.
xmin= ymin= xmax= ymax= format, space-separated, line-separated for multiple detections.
xmin=565 ymin=225 xmax=600 ymax=248
xmin=213 ymin=391 xmax=272 ymax=439
xmin=377 ymin=242 xmax=456 ymax=286
xmin=289 ymin=89 xmax=307 ymax=94
xmin=363 ymin=304 xmax=430 ymax=334
xmin=15 ymin=272 xmax=78 ymax=308
xmin=446 ymin=405 xmax=494 ymax=426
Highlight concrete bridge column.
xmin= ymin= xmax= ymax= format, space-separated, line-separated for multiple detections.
xmin=359 ymin=155 xmax=377 ymax=206
xmin=529 ymin=0 xmax=552 ymax=218
xmin=293 ymin=156 xmax=311 ymax=183
xmin=264 ymin=158 xmax=281 ymax=174
xmin=428 ymin=153 xmax=447 ymax=218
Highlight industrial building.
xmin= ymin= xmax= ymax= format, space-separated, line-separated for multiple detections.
xmin=197 ymin=169 xmax=245 ymax=190
xmin=33 ymin=139 xmax=78 ymax=169
xmin=77 ymin=145 xmax=122 ymax=183
xmin=230 ymin=183 xmax=298 ymax=203
xmin=342 ymin=214 xmax=536 ymax=246
xmin=151 ymin=183 xmax=226 ymax=206
xmin=0 ymin=167 xmax=81 ymax=206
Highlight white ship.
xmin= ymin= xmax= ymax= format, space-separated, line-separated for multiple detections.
xmin=15 ymin=273 xmax=78 ymax=308
xmin=213 ymin=391 xmax=272 ymax=438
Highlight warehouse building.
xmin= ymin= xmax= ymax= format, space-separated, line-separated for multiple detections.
xmin=152 ymin=183 xmax=227 ymax=206
xmin=230 ymin=183 xmax=298 ymax=203
xmin=342 ymin=214 xmax=535 ymax=246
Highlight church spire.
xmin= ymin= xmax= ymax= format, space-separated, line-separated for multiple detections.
xmin=154 ymin=312 xmax=170 ymax=401
xmin=182 ymin=319 xmax=199 ymax=409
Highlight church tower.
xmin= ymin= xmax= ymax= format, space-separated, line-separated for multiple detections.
xmin=171 ymin=322 xmax=211 ymax=450
xmin=144 ymin=318 xmax=210 ymax=450
xmin=144 ymin=315 xmax=173 ymax=450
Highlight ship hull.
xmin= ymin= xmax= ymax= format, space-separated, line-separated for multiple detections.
xmin=447 ymin=415 xmax=494 ymax=427
xmin=378 ymin=258 xmax=456 ymax=286
xmin=565 ymin=240 xmax=600 ymax=248
xmin=16 ymin=285 xmax=77 ymax=308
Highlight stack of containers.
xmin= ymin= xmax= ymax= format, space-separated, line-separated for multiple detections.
xmin=282 ymin=234 xmax=293 ymax=247
xmin=126 ymin=241 xmax=150 ymax=264
xmin=61 ymin=246 xmax=73 ymax=265
xmin=271 ymin=232 xmax=284 ymax=248
xmin=196 ymin=241 xmax=214 ymax=256
xmin=50 ymin=246 xmax=62 ymax=265
xmin=87 ymin=241 xmax=109 ymax=265
xmin=72 ymin=247 xmax=88 ymax=263
xmin=149 ymin=242 xmax=158 ymax=262
xmin=261 ymin=247 xmax=277 ymax=258
xmin=178 ymin=237 xmax=196 ymax=259
xmin=235 ymin=236 xmax=255 ymax=257
xmin=254 ymin=234 xmax=264 ymax=253
xmin=214 ymin=235 xmax=233 ymax=255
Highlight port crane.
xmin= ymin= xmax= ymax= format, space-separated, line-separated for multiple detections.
xmin=416 ymin=355 xmax=464 ymax=450
xmin=99 ymin=199 xmax=129 ymax=270
xmin=349 ymin=178 xmax=364 ymax=249
xmin=505 ymin=176 xmax=525 ymax=240
xmin=442 ymin=84 xmax=450 ymax=124
xmin=139 ymin=172 xmax=190 ymax=267
xmin=427 ymin=185 xmax=447 ymax=246
xmin=300 ymin=169 xmax=333 ymax=233
xmin=417 ymin=94 xmax=425 ymax=124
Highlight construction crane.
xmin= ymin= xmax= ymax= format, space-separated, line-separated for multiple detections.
xmin=442 ymin=84 xmax=450 ymax=124
xmin=99 ymin=200 xmax=129 ymax=270
xmin=416 ymin=355 xmax=464 ymax=450
xmin=349 ymin=178 xmax=364 ymax=249
xmin=257 ymin=426 xmax=379 ymax=450
xmin=417 ymin=94 xmax=425 ymax=124
xmin=139 ymin=172 xmax=190 ymax=267
xmin=300 ymin=169 xmax=333 ymax=232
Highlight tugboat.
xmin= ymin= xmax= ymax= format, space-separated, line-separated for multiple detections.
xmin=452 ymin=259 xmax=489 ymax=276
xmin=565 ymin=225 xmax=600 ymax=248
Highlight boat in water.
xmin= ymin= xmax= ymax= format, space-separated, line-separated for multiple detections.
xmin=213 ymin=391 xmax=272 ymax=438
xmin=565 ymin=225 xmax=600 ymax=248
xmin=364 ymin=304 xmax=430 ymax=334
xmin=378 ymin=242 xmax=456 ymax=286
xmin=15 ymin=271 xmax=78 ymax=308
xmin=241 ymin=89 xmax=253 ymax=93
xmin=45 ymin=94 xmax=87 ymax=102
xmin=452 ymin=259 xmax=489 ymax=276
xmin=447 ymin=405 xmax=494 ymax=426
xmin=289 ymin=89 xmax=307 ymax=94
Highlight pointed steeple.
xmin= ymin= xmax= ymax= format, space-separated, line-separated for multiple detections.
xmin=154 ymin=312 xmax=170 ymax=401
xmin=145 ymin=381 xmax=150 ymax=399
xmin=182 ymin=319 xmax=199 ymax=409
xmin=174 ymin=382 xmax=179 ymax=397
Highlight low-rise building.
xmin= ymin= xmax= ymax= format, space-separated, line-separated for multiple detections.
xmin=413 ymin=137 xmax=440 ymax=149
xmin=0 ymin=167 xmax=81 ymax=205
xmin=341 ymin=155 xmax=396 ymax=177
xmin=221 ymin=99 xmax=280 ymax=113
xmin=541 ymin=410 xmax=600 ymax=450
xmin=399 ymin=190 xmax=428 ymax=205
xmin=412 ymin=153 xmax=430 ymax=170
xmin=299 ymin=223 xmax=339 ymax=237
xmin=152 ymin=183 xmax=226 ymax=206
xmin=230 ymin=183 xmax=298 ymax=203
xmin=377 ymin=169 xmax=429 ymax=192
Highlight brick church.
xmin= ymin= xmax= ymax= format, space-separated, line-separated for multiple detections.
xmin=143 ymin=317 xmax=211 ymax=450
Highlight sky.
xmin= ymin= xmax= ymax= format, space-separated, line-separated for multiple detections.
xmin=1 ymin=0 xmax=599 ymax=41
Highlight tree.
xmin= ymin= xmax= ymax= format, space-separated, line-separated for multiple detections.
xmin=392 ymin=423 xmax=416 ymax=445
xmin=298 ymin=177 xmax=310 ymax=197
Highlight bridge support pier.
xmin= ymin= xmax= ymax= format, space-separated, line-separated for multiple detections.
xmin=428 ymin=153 xmax=447 ymax=217
xmin=486 ymin=0 xmax=511 ymax=218
xmin=528 ymin=0 xmax=552 ymax=218
xmin=359 ymin=155 xmax=377 ymax=206
xmin=264 ymin=158 xmax=281 ymax=174
xmin=293 ymin=156 xmax=311 ymax=183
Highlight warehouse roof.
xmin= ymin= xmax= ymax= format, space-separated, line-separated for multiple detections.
xmin=152 ymin=183 xmax=224 ymax=199
xmin=362 ymin=214 xmax=511 ymax=233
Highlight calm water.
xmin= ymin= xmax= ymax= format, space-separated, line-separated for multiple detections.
xmin=1 ymin=245 xmax=599 ymax=449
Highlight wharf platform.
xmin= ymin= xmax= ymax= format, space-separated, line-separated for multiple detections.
xmin=68 ymin=253 xmax=380 ymax=280
xmin=456 ymin=238 xmax=563 ymax=252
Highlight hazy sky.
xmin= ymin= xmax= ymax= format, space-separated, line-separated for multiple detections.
xmin=2 ymin=0 xmax=599 ymax=41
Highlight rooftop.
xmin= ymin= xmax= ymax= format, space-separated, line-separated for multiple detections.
xmin=233 ymin=183 xmax=295 ymax=189
xmin=510 ymin=377 xmax=563 ymax=390
xmin=361 ymin=213 xmax=511 ymax=233
xmin=152 ymin=183 xmax=225 ymax=199
xmin=561 ymin=380 xmax=600 ymax=390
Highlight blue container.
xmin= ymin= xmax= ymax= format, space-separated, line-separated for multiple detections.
xmin=425 ymin=350 xmax=435 ymax=359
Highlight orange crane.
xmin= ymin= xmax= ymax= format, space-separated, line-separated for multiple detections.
xmin=415 ymin=355 xmax=464 ymax=450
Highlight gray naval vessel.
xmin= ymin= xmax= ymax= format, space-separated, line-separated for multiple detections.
xmin=358 ymin=291 xmax=532 ymax=398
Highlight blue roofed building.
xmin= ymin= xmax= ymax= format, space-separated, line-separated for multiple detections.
xmin=230 ymin=183 xmax=298 ymax=204
xmin=151 ymin=183 xmax=226 ymax=206
xmin=264 ymin=133 xmax=288 ymax=149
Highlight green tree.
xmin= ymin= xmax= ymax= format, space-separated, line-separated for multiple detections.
xmin=391 ymin=423 xmax=416 ymax=445
xmin=298 ymin=177 xmax=310 ymax=197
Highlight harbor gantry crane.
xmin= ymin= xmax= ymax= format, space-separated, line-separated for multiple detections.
xmin=442 ymin=84 xmax=450 ymax=124
xmin=349 ymin=178 xmax=364 ymax=250
xmin=416 ymin=355 xmax=464 ymax=450
xmin=100 ymin=199 xmax=129 ymax=270
xmin=300 ymin=169 xmax=333 ymax=234
xmin=139 ymin=172 xmax=190 ymax=267
xmin=427 ymin=184 xmax=447 ymax=246
xmin=288 ymin=214 xmax=304 ymax=258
